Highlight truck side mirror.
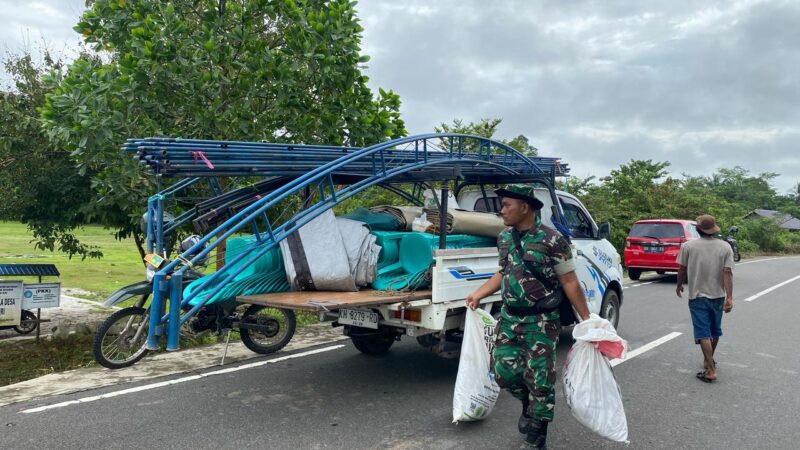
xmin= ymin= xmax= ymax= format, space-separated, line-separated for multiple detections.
xmin=597 ymin=222 xmax=611 ymax=239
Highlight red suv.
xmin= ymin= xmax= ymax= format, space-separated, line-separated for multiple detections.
xmin=623 ymin=219 xmax=700 ymax=280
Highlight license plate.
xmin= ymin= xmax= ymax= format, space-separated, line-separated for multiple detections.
xmin=338 ymin=308 xmax=379 ymax=329
xmin=644 ymin=245 xmax=663 ymax=253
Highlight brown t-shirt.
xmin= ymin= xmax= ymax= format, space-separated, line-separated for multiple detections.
xmin=677 ymin=237 xmax=734 ymax=300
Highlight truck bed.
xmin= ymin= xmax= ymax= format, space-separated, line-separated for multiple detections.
xmin=238 ymin=289 xmax=432 ymax=312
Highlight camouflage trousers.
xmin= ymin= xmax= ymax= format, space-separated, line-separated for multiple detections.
xmin=492 ymin=315 xmax=560 ymax=421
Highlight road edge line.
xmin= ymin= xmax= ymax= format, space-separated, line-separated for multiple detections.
xmin=20 ymin=344 xmax=345 ymax=414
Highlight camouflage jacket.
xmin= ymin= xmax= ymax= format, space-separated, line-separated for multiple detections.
xmin=497 ymin=215 xmax=576 ymax=321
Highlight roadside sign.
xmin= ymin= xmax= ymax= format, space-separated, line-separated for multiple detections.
xmin=22 ymin=283 xmax=61 ymax=309
xmin=0 ymin=280 xmax=23 ymax=327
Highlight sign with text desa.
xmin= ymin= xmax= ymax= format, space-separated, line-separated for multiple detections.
xmin=0 ymin=280 xmax=23 ymax=327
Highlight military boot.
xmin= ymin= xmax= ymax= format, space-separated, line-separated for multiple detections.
xmin=518 ymin=398 xmax=532 ymax=434
xmin=523 ymin=419 xmax=548 ymax=449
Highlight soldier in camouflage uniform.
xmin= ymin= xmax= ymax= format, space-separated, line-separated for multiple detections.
xmin=466 ymin=184 xmax=590 ymax=449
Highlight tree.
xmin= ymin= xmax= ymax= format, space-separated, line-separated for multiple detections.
xmin=0 ymin=50 xmax=99 ymax=258
xmin=435 ymin=118 xmax=538 ymax=155
xmin=505 ymin=134 xmax=538 ymax=156
xmin=703 ymin=167 xmax=780 ymax=211
xmin=40 ymin=0 xmax=406 ymax=257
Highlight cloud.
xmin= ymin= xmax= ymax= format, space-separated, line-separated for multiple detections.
xmin=358 ymin=0 xmax=800 ymax=194
xmin=2 ymin=0 xmax=798 ymax=194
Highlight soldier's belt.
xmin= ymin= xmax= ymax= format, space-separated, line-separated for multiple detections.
xmin=505 ymin=292 xmax=562 ymax=316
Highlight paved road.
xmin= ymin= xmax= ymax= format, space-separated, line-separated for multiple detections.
xmin=1 ymin=256 xmax=799 ymax=449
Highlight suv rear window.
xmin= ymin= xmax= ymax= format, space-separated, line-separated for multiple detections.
xmin=629 ymin=223 xmax=684 ymax=239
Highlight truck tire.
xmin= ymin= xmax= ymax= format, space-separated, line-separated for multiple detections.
xmin=240 ymin=305 xmax=296 ymax=355
xmin=351 ymin=334 xmax=395 ymax=355
xmin=600 ymin=289 xmax=621 ymax=329
xmin=628 ymin=268 xmax=641 ymax=281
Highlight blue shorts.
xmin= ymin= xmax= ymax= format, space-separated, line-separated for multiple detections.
xmin=689 ymin=297 xmax=724 ymax=343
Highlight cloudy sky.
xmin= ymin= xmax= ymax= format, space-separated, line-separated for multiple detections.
xmin=2 ymin=0 xmax=799 ymax=193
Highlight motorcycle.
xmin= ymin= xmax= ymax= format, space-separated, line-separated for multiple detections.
xmin=723 ymin=226 xmax=741 ymax=262
xmin=92 ymin=235 xmax=296 ymax=369
xmin=0 ymin=309 xmax=38 ymax=335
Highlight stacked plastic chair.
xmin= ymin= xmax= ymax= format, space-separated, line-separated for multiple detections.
xmin=184 ymin=235 xmax=289 ymax=306
xmin=371 ymin=232 xmax=496 ymax=291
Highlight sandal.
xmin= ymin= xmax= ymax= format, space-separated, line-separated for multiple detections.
xmin=696 ymin=372 xmax=716 ymax=383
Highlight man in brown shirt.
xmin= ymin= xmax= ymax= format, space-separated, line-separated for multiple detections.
xmin=676 ymin=215 xmax=734 ymax=383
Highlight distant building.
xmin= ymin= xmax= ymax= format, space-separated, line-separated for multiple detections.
xmin=743 ymin=209 xmax=800 ymax=231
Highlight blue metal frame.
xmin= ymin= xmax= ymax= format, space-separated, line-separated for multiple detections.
xmin=142 ymin=133 xmax=569 ymax=351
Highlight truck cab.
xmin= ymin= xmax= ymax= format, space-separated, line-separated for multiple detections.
xmin=455 ymin=187 xmax=624 ymax=327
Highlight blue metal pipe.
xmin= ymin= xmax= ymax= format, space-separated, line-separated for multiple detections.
xmin=145 ymin=133 xmax=560 ymax=348
xmin=145 ymin=273 xmax=167 ymax=350
xmin=166 ymin=272 xmax=182 ymax=351
xmin=171 ymin=157 xmax=523 ymax=325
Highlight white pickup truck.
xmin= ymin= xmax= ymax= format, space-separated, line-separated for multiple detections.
xmin=240 ymin=185 xmax=624 ymax=356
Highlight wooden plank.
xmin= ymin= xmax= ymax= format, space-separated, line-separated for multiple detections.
xmin=238 ymin=289 xmax=432 ymax=312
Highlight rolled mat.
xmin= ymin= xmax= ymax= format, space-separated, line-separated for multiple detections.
xmin=423 ymin=208 xmax=506 ymax=238
xmin=369 ymin=205 xmax=423 ymax=231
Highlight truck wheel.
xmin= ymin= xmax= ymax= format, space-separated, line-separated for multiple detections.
xmin=352 ymin=334 xmax=395 ymax=355
xmin=600 ymin=290 xmax=621 ymax=329
xmin=240 ymin=305 xmax=296 ymax=355
xmin=628 ymin=269 xmax=641 ymax=281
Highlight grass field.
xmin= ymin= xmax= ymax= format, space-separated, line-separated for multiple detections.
xmin=0 ymin=221 xmax=320 ymax=387
xmin=0 ymin=221 xmax=144 ymax=300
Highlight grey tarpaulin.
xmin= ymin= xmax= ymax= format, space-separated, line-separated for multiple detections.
xmin=336 ymin=217 xmax=381 ymax=286
xmin=280 ymin=211 xmax=381 ymax=292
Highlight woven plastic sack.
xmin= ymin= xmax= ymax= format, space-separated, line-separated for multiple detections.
xmin=452 ymin=308 xmax=500 ymax=422
xmin=563 ymin=314 xmax=629 ymax=443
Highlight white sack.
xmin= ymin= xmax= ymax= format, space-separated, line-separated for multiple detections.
xmin=452 ymin=308 xmax=500 ymax=422
xmin=563 ymin=314 xmax=629 ymax=443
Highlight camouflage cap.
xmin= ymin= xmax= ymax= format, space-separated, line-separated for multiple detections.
xmin=495 ymin=184 xmax=544 ymax=210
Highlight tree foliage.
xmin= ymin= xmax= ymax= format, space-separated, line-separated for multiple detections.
xmin=39 ymin=0 xmax=406 ymax=256
xmin=576 ymin=160 xmax=799 ymax=255
xmin=435 ymin=118 xmax=538 ymax=155
xmin=0 ymin=50 xmax=99 ymax=258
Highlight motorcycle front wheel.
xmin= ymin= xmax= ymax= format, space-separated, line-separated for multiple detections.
xmin=92 ymin=307 xmax=150 ymax=369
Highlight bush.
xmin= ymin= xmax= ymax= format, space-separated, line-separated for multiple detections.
xmin=736 ymin=239 xmax=759 ymax=255
xmin=739 ymin=219 xmax=784 ymax=252
xmin=779 ymin=232 xmax=800 ymax=253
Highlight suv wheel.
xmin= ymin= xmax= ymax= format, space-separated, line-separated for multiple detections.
xmin=628 ymin=268 xmax=641 ymax=281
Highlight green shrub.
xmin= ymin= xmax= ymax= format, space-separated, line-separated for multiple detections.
xmin=739 ymin=218 xmax=784 ymax=252
xmin=736 ymin=239 xmax=759 ymax=254
xmin=779 ymin=232 xmax=800 ymax=253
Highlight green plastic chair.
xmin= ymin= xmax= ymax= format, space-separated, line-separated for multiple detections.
xmin=372 ymin=232 xmax=495 ymax=291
